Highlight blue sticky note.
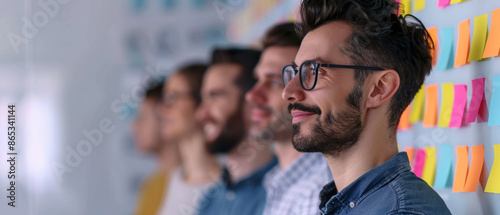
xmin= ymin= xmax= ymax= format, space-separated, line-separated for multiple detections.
xmin=488 ymin=76 xmax=500 ymax=126
xmin=435 ymin=27 xmax=455 ymax=71
xmin=434 ymin=144 xmax=453 ymax=188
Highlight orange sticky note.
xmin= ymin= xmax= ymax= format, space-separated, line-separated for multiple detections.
xmin=483 ymin=8 xmax=500 ymax=58
xmin=463 ymin=145 xmax=485 ymax=192
xmin=454 ymin=19 xmax=470 ymax=67
xmin=410 ymin=86 xmax=425 ymax=123
xmin=398 ymin=105 xmax=411 ymax=130
xmin=427 ymin=27 xmax=439 ymax=66
xmin=423 ymin=84 xmax=438 ymax=127
xmin=405 ymin=147 xmax=415 ymax=167
xmin=453 ymin=146 xmax=468 ymax=192
xmin=468 ymin=14 xmax=488 ymax=62
xmin=485 ymin=144 xmax=500 ymax=193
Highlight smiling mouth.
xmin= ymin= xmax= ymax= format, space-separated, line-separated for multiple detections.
xmin=290 ymin=110 xmax=316 ymax=124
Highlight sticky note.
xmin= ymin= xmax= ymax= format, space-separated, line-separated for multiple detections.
xmin=453 ymin=146 xmax=468 ymax=192
xmin=413 ymin=149 xmax=426 ymax=178
xmin=485 ymin=144 xmax=500 ymax=193
xmin=483 ymin=8 xmax=500 ymax=58
xmin=463 ymin=145 xmax=485 ymax=192
xmin=422 ymin=146 xmax=437 ymax=186
xmin=438 ymin=0 xmax=450 ymax=8
xmin=438 ymin=83 xmax=455 ymax=127
xmin=423 ymin=84 xmax=438 ymax=127
xmin=414 ymin=0 xmax=425 ymax=12
xmin=468 ymin=14 xmax=488 ymax=62
xmin=454 ymin=19 xmax=470 ymax=67
xmin=465 ymin=78 xmax=489 ymax=124
xmin=410 ymin=86 xmax=425 ymax=123
xmin=449 ymin=84 xmax=467 ymax=128
xmin=450 ymin=0 xmax=464 ymax=4
xmin=399 ymin=0 xmax=412 ymax=16
xmin=398 ymin=105 xmax=412 ymax=130
xmin=434 ymin=144 xmax=453 ymax=188
xmin=488 ymin=76 xmax=500 ymax=126
xmin=427 ymin=27 xmax=439 ymax=66
xmin=406 ymin=147 xmax=415 ymax=167
xmin=436 ymin=27 xmax=455 ymax=71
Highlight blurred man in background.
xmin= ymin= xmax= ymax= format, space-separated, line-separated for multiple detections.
xmin=157 ymin=64 xmax=220 ymax=215
xmin=246 ymin=22 xmax=332 ymax=215
xmin=133 ymin=81 xmax=181 ymax=215
xmin=196 ymin=48 xmax=277 ymax=215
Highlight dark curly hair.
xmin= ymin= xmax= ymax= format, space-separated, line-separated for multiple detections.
xmin=299 ymin=0 xmax=433 ymax=128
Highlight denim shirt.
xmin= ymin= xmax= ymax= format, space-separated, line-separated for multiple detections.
xmin=197 ymin=157 xmax=278 ymax=215
xmin=319 ymin=152 xmax=451 ymax=215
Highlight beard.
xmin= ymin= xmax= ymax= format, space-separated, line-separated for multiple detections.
xmin=290 ymin=85 xmax=363 ymax=157
xmin=206 ymin=102 xmax=247 ymax=154
xmin=249 ymin=105 xmax=293 ymax=143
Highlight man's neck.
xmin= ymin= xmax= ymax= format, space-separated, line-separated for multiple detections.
xmin=157 ymin=142 xmax=181 ymax=173
xmin=274 ymin=141 xmax=302 ymax=170
xmin=324 ymin=119 xmax=398 ymax=193
xmin=226 ymin=137 xmax=274 ymax=182
xmin=178 ymin=133 xmax=221 ymax=185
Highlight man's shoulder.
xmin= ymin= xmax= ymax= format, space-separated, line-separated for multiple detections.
xmin=385 ymin=171 xmax=451 ymax=214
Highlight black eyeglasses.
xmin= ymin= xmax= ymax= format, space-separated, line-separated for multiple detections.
xmin=282 ymin=60 xmax=385 ymax=91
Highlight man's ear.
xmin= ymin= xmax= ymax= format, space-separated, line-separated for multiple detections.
xmin=366 ymin=70 xmax=400 ymax=109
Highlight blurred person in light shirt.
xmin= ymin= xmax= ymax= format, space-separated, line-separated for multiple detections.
xmin=157 ymin=64 xmax=221 ymax=215
xmin=133 ymin=81 xmax=181 ymax=215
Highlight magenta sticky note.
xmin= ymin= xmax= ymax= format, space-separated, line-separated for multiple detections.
xmin=450 ymin=84 xmax=468 ymax=128
xmin=438 ymin=0 xmax=451 ymax=8
xmin=413 ymin=149 xmax=426 ymax=178
xmin=465 ymin=78 xmax=489 ymax=123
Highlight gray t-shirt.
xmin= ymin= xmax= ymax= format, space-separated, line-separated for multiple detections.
xmin=157 ymin=168 xmax=215 ymax=215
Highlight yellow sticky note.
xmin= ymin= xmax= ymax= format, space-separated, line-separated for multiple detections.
xmin=450 ymin=0 xmax=464 ymax=4
xmin=410 ymin=86 xmax=425 ymax=123
xmin=468 ymin=14 xmax=488 ymax=62
xmin=414 ymin=0 xmax=425 ymax=11
xmin=401 ymin=0 xmax=412 ymax=16
xmin=485 ymin=144 xmax=500 ymax=193
xmin=422 ymin=146 xmax=437 ymax=186
xmin=438 ymin=83 xmax=455 ymax=127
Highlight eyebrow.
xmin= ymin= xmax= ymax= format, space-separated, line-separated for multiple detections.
xmin=292 ymin=57 xmax=330 ymax=66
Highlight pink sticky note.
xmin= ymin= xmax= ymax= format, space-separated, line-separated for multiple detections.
xmin=450 ymin=84 xmax=468 ymax=128
xmin=413 ymin=149 xmax=426 ymax=178
xmin=465 ymin=78 xmax=489 ymax=123
xmin=438 ymin=0 xmax=451 ymax=8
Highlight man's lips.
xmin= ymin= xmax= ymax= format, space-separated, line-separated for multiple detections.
xmin=290 ymin=110 xmax=315 ymax=124
xmin=251 ymin=107 xmax=272 ymax=120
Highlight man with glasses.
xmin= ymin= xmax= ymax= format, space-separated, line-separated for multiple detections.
xmin=246 ymin=22 xmax=332 ymax=215
xmin=282 ymin=0 xmax=451 ymax=214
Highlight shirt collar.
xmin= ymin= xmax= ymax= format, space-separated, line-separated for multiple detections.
xmin=265 ymin=153 xmax=325 ymax=189
xmin=222 ymin=157 xmax=278 ymax=190
xmin=319 ymin=152 xmax=411 ymax=213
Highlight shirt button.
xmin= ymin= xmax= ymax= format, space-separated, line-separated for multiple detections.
xmin=350 ymin=202 xmax=356 ymax=208
xmin=226 ymin=191 xmax=235 ymax=201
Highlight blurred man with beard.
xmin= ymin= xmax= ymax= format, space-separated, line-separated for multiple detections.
xmin=246 ymin=22 xmax=332 ymax=215
xmin=282 ymin=0 xmax=451 ymax=214
xmin=196 ymin=48 xmax=277 ymax=215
